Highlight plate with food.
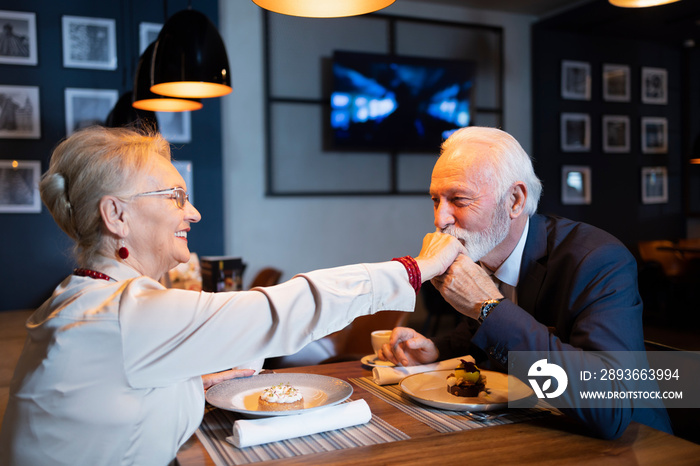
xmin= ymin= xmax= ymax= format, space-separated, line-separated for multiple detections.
xmin=360 ymin=354 xmax=395 ymax=368
xmin=399 ymin=360 xmax=533 ymax=412
xmin=205 ymin=373 xmax=353 ymax=418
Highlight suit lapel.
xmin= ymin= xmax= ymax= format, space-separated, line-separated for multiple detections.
xmin=517 ymin=214 xmax=548 ymax=316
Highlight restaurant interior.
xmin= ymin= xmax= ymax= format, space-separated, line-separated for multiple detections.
xmin=2 ymin=0 xmax=700 ymax=461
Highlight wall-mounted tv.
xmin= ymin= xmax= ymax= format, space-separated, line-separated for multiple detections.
xmin=330 ymin=50 xmax=475 ymax=153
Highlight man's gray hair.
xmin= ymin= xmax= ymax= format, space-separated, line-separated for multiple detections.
xmin=440 ymin=126 xmax=543 ymax=216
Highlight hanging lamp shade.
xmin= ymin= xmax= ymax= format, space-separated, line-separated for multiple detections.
xmin=609 ymin=0 xmax=681 ymax=7
xmin=150 ymin=9 xmax=232 ymax=99
xmin=133 ymin=42 xmax=203 ymax=112
xmin=252 ymin=0 xmax=395 ymax=17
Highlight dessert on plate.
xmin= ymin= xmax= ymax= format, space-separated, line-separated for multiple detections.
xmin=446 ymin=358 xmax=488 ymax=397
xmin=258 ymin=382 xmax=304 ymax=411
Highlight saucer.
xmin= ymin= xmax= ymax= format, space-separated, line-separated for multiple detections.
xmin=360 ymin=354 xmax=395 ymax=368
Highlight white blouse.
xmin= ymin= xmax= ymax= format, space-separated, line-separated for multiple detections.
xmin=0 ymin=257 xmax=414 ymax=465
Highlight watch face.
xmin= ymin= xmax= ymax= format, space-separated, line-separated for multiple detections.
xmin=479 ymin=299 xmax=501 ymax=323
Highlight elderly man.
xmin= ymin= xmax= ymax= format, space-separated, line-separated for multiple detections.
xmin=380 ymin=126 xmax=672 ymax=439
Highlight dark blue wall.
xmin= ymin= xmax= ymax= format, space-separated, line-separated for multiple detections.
xmin=0 ymin=0 xmax=224 ymax=311
xmin=532 ymin=27 xmax=686 ymax=251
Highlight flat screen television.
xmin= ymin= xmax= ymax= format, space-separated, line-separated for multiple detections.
xmin=330 ymin=50 xmax=475 ymax=152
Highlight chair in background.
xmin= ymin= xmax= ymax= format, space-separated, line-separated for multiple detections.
xmin=264 ymin=310 xmax=409 ymax=368
xmin=637 ymin=240 xmax=688 ymax=320
xmin=637 ymin=240 xmax=687 ymax=278
xmin=323 ymin=310 xmax=409 ymax=360
xmin=248 ymin=267 xmax=282 ymax=289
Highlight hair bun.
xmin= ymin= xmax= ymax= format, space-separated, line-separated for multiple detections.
xmin=39 ymin=171 xmax=76 ymax=238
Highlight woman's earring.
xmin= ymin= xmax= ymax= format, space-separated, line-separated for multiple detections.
xmin=118 ymin=240 xmax=129 ymax=260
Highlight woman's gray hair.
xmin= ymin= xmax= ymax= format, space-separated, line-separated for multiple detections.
xmin=40 ymin=125 xmax=171 ymax=265
xmin=440 ymin=126 xmax=543 ymax=216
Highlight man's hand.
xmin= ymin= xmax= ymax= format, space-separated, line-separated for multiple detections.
xmin=202 ymin=368 xmax=255 ymax=391
xmin=431 ymin=255 xmax=503 ymax=320
xmin=378 ymin=327 xmax=439 ymax=366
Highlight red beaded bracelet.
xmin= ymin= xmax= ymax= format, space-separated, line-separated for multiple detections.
xmin=392 ymin=256 xmax=422 ymax=294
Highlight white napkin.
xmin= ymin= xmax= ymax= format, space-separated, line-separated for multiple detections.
xmin=372 ymin=356 xmax=473 ymax=385
xmin=226 ymin=399 xmax=372 ymax=448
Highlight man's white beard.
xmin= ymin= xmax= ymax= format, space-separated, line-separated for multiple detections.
xmin=441 ymin=204 xmax=510 ymax=262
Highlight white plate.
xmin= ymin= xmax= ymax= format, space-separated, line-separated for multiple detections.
xmin=360 ymin=354 xmax=395 ymax=368
xmin=399 ymin=369 xmax=533 ymax=412
xmin=205 ymin=373 xmax=353 ymax=418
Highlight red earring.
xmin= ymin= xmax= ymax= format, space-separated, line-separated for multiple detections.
xmin=118 ymin=240 xmax=129 ymax=260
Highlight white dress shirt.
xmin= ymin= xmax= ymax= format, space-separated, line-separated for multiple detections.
xmin=0 ymin=256 xmax=415 ymax=465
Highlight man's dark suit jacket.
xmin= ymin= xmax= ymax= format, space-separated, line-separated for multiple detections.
xmin=433 ymin=214 xmax=673 ymax=439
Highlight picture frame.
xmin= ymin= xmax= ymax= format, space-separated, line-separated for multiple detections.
xmin=62 ymin=15 xmax=117 ymax=70
xmin=0 ymin=159 xmax=41 ymax=213
xmin=641 ymin=117 xmax=668 ymax=154
xmin=602 ymin=115 xmax=630 ymax=153
xmin=64 ymin=88 xmax=119 ymax=136
xmin=157 ymin=111 xmax=192 ymax=144
xmin=0 ymin=10 xmax=38 ymax=65
xmin=561 ymin=60 xmax=591 ymax=100
xmin=561 ymin=165 xmax=592 ymax=205
xmin=602 ymin=64 xmax=630 ymax=102
xmin=172 ymin=160 xmax=194 ymax=205
xmin=0 ymin=85 xmax=40 ymax=139
xmin=561 ymin=113 xmax=591 ymax=152
xmin=139 ymin=22 xmax=162 ymax=55
xmin=641 ymin=67 xmax=667 ymax=105
xmin=641 ymin=166 xmax=668 ymax=204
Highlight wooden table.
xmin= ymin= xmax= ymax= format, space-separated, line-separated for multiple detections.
xmin=177 ymin=361 xmax=700 ymax=465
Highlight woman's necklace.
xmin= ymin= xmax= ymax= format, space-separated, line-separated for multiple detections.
xmin=73 ymin=268 xmax=116 ymax=282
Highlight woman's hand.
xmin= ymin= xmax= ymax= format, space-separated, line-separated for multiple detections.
xmin=414 ymin=232 xmax=467 ymax=281
xmin=202 ymin=368 xmax=255 ymax=391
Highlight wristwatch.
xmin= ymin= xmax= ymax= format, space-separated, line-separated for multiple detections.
xmin=478 ymin=298 xmax=502 ymax=324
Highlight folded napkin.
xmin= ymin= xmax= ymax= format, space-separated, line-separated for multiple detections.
xmin=372 ymin=356 xmax=472 ymax=385
xmin=226 ymin=399 xmax=371 ymax=448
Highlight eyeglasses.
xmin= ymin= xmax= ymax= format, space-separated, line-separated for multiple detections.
xmin=134 ymin=187 xmax=190 ymax=209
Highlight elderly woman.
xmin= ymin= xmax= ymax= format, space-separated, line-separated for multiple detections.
xmin=0 ymin=126 xmax=464 ymax=465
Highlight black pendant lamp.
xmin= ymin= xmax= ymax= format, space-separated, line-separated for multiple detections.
xmin=150 ymin=9 xmax=232 ymax=99
xmin=252 ymin=0 xmax=395 ymax=17
xmin=133 ymin=42 xmax=203 ymax=112
xmin=108 ymin=91 xmax=160 ymax=128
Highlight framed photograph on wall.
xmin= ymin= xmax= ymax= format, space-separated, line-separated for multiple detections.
xmin=641 ymin=117 xmax=668 ymax=154
xmin=64 ymin=88 xmax=119 ymax=136
xmin=172 ymin=160 xmax=194 ymax=205
xmin=139 ymin=22 xmax=162 ymax=55
xmin=602 ymin=115 xmax=630 ymax=153
xmin=62 ymin=15 xmax=117 ymax=70
xmin=641 ymin=67 xmax=667 ymax=104
xmin=0 ymin=85 xmax=40 ymax=139
xmin=0 ymin=159 xmax=41 ymax=213
xmin=602 ymin=64 xmax=630 ymax=102
xmin=641 ymin=166 xmax=668 ymax=204
xmin=0 ymin=10 xmax=38 ymax=65
xmin=561 ymin=60 xmax=591 ymax=100
xmin=157 ymin=111 xmax=192 ymax=143
xmin=561 ymin=165 xmax=591 ymax=205
xmin=561 ymin=113 xmax=591 ymax=152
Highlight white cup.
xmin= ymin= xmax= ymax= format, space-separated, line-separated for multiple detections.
xmin=371 ymin=330 xmax=392 ymax=357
